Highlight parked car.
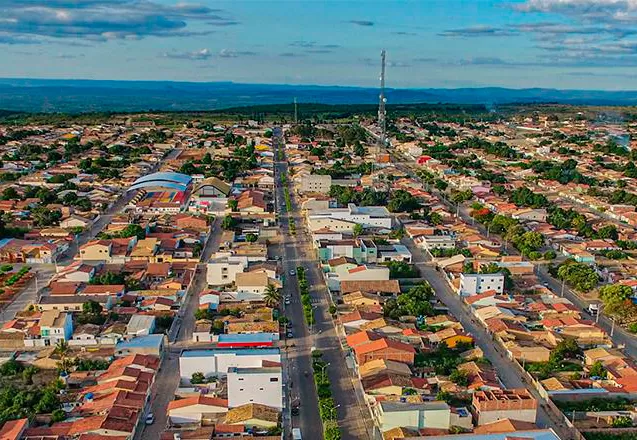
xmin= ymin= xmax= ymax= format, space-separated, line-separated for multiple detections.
xmin=291 ymin=406 xmax=300 ymax=416
xmin=145 ymin=413 xmax=155 ymax=425
xmin=287 ymin=332 xmax=293 ymax=338
xmin=289 ymin=270 xmax=296 ymax=276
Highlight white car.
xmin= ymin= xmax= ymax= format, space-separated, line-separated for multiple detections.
xmin=289 ymin=270 xmax=296 ymax=276
xmin=145 ymin=413 xmax=155 ymax=425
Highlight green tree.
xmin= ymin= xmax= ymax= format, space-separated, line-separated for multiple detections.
xmin=245 ymin=233 xmax=258 ymax=243
xmin=263 ymin=283 xmax=282 ymax=308
xmin=449 ymin=369 xmax=470 ymax=387
xmin=222 ymin=215 xmax=237 ymax=230
xmin=191 ymin=372 xmax=206 ymax=384
xmin=352 ymin=223 xmax=364 ymax=238
xmin=599 ymin=284 xmax=633 ymax=305
xmin=228 ymin=199 xmax=238 ymax=212
xmin=589 ymin=361 xmax=607 ymax=379
xmin=1 ymin=187 xmax=18 ymax=200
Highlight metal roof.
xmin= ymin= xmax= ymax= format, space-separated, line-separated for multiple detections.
xmin=128 ymin=172 xmax=192 ymax=192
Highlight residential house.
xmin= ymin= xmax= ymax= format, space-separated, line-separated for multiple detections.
xmin=374 ymin=401 xmax=451 ymax=432
xmin=459 ymin=273 xmax=505 ymax=296
xmin=472 ymin=389 xmax=538 ymax=425
xmin=167 ymin=396 xmax=229 ymax=426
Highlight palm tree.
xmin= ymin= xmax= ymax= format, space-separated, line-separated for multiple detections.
xmin=54 ymin=340 xmax=71 ymax=373
xmin=263 ymin=283 xmax=282 ymax=308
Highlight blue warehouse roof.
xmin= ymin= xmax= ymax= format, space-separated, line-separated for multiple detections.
xmin=128 ymin=171 xmax=193 ymax=192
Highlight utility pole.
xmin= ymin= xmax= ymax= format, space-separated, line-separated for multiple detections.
xmin=378 ymin=49 xmax=387 ymax=149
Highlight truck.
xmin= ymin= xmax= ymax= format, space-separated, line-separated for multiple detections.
xmin=588 ymin=302 xmax=601 ymax=316
xmin=292 ymin=428 xmax=302 ymax=440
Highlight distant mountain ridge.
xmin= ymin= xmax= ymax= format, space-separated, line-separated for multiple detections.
xmin=0 ymin=78 xmax=636 ymax=113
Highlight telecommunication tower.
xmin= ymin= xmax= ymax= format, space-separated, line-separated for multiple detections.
xmin=294 ymin=97 xmax=298 ymax=124
xmin=378 ymin=49 xmax=387 ymax=148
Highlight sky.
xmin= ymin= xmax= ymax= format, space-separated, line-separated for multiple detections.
xmin=1 ymin=0 xmax=637 ymax=90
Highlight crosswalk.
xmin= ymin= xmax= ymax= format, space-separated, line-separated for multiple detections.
xmin=285 ymin=296 xmax=322 ymax=305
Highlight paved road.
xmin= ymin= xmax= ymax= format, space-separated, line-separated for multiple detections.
xmin=274 ymin=128 xmax=374 ymax=440
xmin=138 ymin=217 xmax=222 ymax=440
xmin=402 ymin=237 xmax=575 ymax=439
xmin=273 ymin=128 xmax=323 ymax=440
xmin=0 ymin=264 xmax=57 ymax=324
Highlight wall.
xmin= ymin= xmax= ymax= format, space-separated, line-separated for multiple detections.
xmin=179 ymin=351 xmax=281 ymax=382
xmin=227 ymin=369 xmax=283 ymax=409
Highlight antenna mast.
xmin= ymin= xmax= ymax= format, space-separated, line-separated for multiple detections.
xmin=378 ymin=49 xmax=387 ymax=148
xmin=294 ymin=97 xmax=298 ymax=124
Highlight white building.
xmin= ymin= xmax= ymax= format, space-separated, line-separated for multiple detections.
xmin=459 ymin=273 xmax=505 ymax=296
xmin=207 ymin=259 xmax=246 ymax=286
xmin=299 ymin=174 xmax=332 ymax=194
xmin=308 ymin=203 xmax=392 ymax=230
xmin=126 ymin=315 xmax=156 ymax=337
xmin=227 ymin=366 xmax=283 ymax=409
xmin=179 ymin=348 xmax=281 ymax=382
xmin=416 ymin=234 xmax=456 ymax=250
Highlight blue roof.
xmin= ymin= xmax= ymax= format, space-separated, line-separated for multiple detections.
xmin=129 ymin=181 xmax=189 ymax=192
xmin=116 ymin=334 xmax=164 ymax=349
xmin=218 ymin=334 xmax=274 ymax=343
xmin=128 ymin=172 xmax=192 ymax=192
xmin=0 ymin=238 xmax=12 ymax=249
xmin=181 ymin=348 xmax=280 ymax=358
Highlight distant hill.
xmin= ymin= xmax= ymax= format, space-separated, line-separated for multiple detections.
xmin=0 ymin=78 xmax=636 ymax=113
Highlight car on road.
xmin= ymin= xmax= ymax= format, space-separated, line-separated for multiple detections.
xmin=289 ymin=270 xmax=296 ymax=276
xmin=287 ymin=331 xmax=293 ymax=338
xmin=285 ymin=298 xmax=291 ymax=305
xmin=145 ymin=413 xmax=154 ymax=425
xmin=291 ymin=406 xmax=299 ymax=416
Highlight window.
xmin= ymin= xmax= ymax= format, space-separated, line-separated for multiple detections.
xmin=270 ymin=377 xmax=279 ymax=382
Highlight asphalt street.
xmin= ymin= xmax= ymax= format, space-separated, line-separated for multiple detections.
xmin=274 ymin=128 xmax=374 ymax=440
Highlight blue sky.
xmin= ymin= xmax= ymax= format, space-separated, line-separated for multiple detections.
xmin=1 ymin=0 xmax=637 ymax=90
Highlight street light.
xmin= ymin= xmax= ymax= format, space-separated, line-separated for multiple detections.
xmin=320 ymin=362 xmax=331 ymax=380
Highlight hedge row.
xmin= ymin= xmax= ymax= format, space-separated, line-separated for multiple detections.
xmin=312 ymin=351 xmax=342 ymax=440
xmin=296 ymin=266 xmax=314 ymax=326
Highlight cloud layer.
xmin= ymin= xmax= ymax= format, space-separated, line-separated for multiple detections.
xmin=0 ymin=0 xmax=233 ymax=43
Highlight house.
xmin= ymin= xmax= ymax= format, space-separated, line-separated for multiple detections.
xmin=223 ymin=403 xmax=280 ymax=429
xmin=174 ymin=214 xmax=208 ymax=231
xmin=359 ymin=358 xmax=414 ymax=378
xmin=299 ymin=174 xmax=332 ymax=194
xmin=235 ymin=271 xmax=281 ymax=295
xmin=167 ymin=396 xmax=229 ymax=426
xmin=38 ymin=309 xmax=73 ymax=343
xmin=0 ymin=418 xmax=28 ymax=440
xmin=179 ymin=348 xmax=281 ymax=382
xmin=69 ymin=323 xmax=102 ymax=347
xmin=347 ymin=331 xmax=416 ymax=365
xmin=227 ymin=366 xmax=283 ymax=409
xmin=38 ymin=294 xmax=113 ymax=312
xmin=340 ymin=280 xmax=401 ymax=296
xmin=115 ymin=334 xmax=164 ymax=357
xmin=416 ymin=235 xmax=456 ymax=250
xmin=60 ymin=214 xmax=92 ymax=229
xmin=207 ymin=259 xmax=246 ymax=286
xmin=126 ymin=315 xmax=156 ymax=337
xmin=472 ymin=389 xmax=538 ymax=425
xmin=374 ymin=401 xmax=451 ymax=432
xmin=459 ymin=273 xmax=505 ymax=296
